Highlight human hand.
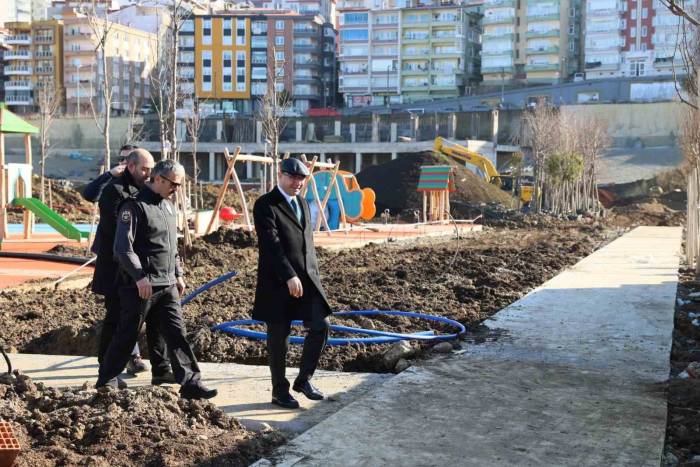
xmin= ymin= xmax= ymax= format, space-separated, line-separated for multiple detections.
xmin=136 ymin=277 xmax=153 ymax=300
xmin=286 ymin=276 xmax=303 ymax=298
xmin=109 ymin=164 xmax=126 ymax=177
xmin=176 ymin=276 xmax=186 ymax=296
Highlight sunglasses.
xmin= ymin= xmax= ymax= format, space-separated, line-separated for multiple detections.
xmin=160 ymin=174 xmax=182 ymax=188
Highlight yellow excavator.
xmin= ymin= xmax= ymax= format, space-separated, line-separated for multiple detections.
xmin=433 ymin=137 xmax=533 ymax=205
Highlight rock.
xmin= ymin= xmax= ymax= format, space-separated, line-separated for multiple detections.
xmin=0 ymin=373 xmax=15 ymax=385
xmin=382 ymin=341 xmax=414 ymax=369
xmin=432 ymin=342 xmax=454 ymax=354
xmin=686 ymin=362 xmax=700 ymax=378
xmin=662 ymin=450 xmax=679 ymax=467
xmin=394 ymin=359 xmax=411 ymax=373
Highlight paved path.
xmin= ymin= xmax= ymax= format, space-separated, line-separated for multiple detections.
xmin=257 ymin=226 xmax=682 ymax=466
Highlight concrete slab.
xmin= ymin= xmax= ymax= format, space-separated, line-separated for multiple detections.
xmin=258 ymin=226 xmax=682 ymax=466
xmin=6 ymin=353 xmax=390 ymax=433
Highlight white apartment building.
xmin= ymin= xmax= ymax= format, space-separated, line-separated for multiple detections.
xmin=585 ymin=0 xmax=694 ymax=79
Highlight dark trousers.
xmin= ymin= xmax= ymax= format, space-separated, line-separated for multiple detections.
xmin=97 ymin=293 xmax=170 ymax=376
xmin=266 ymin=294 xmax=330 ymax=396
xmin=97 ymin=284 xmax=201 ymax=387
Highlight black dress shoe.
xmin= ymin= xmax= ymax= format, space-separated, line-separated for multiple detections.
xmin=271 ymin=393 xmax=300 ymax=409
xmin=180 ymin=383 xmax=218 ymax=400
xmin=292 ymin=380 xmax=324 ymax=400
xmin=151 ymin=371 xmax=177 ymax=386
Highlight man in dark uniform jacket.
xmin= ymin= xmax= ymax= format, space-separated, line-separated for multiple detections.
xmin=91 ymin=149 xmax=172 ymax=385
xmin=96 ymin=159 xmax=217 ymax=400
xmin=253 ymin=157 xmax=332 ymax=409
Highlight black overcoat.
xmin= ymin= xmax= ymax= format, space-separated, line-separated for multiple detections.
xmin=252 ymin=186 xmax=331 ymax=322
xmin=91 ymin=170 xmax=139 ymax=295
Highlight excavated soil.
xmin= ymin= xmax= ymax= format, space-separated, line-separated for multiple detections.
xmin=0 ymin=221 xmax=616 ymax=373
xmin=664 ymin=267 xmax=700 ymax=465
xmin=0 ymin=372 xmax=285 ymax=466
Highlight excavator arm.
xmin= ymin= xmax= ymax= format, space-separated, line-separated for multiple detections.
xmin=433 ymin=137 xmax=501 ymax=186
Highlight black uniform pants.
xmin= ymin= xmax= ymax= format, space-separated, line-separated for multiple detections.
xmin=97 ymin=284 xmax=201 ymax=387
xmin=266 ymin=293 xmax=330 ymax=397
xmin=97 ymin=293 xmax=170 ymax=377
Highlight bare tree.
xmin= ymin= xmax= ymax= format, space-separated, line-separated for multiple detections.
xmin=149 ymin=29 xmax=171 ymax=159
xmin=35 ymin=83 xmax=62 ymax=203
xmin=121 ymin=96 xmax=145 ymax=147
xmin=184 ymin=98 xmax=206 ymax=209
xmin=86 ymin=7 xmax=115 ymax=169
xmin=257 ymin=46 xmax=291 ymax=188
xmin=522 ymin=103 xmax=559 ymax=212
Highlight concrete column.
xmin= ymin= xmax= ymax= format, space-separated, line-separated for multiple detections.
xmin=492 ymin=109 xmax=499 ymax=148
xmin=448 ymin=113 xmax=457 ymax=139
xmin=208 ymin=152 xmax=216 ymax=181
xmin=350 ymin=123 xmax=356 ymax=143
xmin=390 ymin=123 xmax=397 ymax=142
xmin=216 ymin=120 xmax=223 ymax=141
xmin=256 ymin=121 xmax=263 ymax=144
xmin=320 ymin=152 xmax=327 ymax=163
xmin=391 ymin=152 xmax=398 ymax=160
xmin=355 ymin=152 xmax=362 ymax=173
xmin=412 ymin=116 xmax=420 ymax=141
xmin=246 ymin=161 xmax=253 ymax=179
xmin=308 ymin=123 xmax=315 ymax=141
xmin=371 ymin=113 xmax=379 ymax=143
xmin=334 ymin=120 xmax=341 ymax=136
xmin=296 ymin=120 xmax=303 ymax=142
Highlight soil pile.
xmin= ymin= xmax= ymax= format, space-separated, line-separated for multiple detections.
xmin=201 ymin=227 xmax=257 ymax=248
xmin=664 ymin=267 xmax=700 ymax=464
xmin=0 ymin=372 xmax=284 ymax=466
xmin=608 ymin=199 xmax=685 ymax=227
xmin=7 ymin=176 xmax=95 ymax=223
xmin=356 ymin=153 xmax=516 ymax=218
xmin=199 ymin=183 xmax=262 ymax=213
xmin=0 ymin=224 xmax=614 ymax=373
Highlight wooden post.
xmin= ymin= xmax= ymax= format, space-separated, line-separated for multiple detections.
xmin=0 ymin=132 xmax=6 ymax=242
xmin=23 ymin=134 xmax=33 ymax=239
xmin=204 ymin=147 xmax=240 ymax=236
xmin=227 ymin=148 xmax=253 ymax=230
xmin=333 ymin=176 xmax=348 ymax=230
xmin=315 ymin=162 xmax=341 ymax=231
xmin=422 ymin=191 xmax=427 ymax=223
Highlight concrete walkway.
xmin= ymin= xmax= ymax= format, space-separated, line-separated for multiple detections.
xmin=257 ymin=226 xmax=683 ymax=466
xmin=7 ymin=353 xmax=389 ymax=433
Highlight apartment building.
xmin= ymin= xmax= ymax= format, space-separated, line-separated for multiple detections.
xmin=62 ymin=16 xmax=157 ymax=116
xmin=193 ymin=7 xmax=336 ymax=115
xmin=337 ymin=0 xmax=481 ymax=107
xmin=584 ymin=0 xmax=693 ymax=79
xmin=3 ymin=19 xmax=64 ymax=113
xmin=481 ymin=0 xmax=582 ymax=84
xmin=0 ymin=29 xmax=9 ymax=104
xmin=250 ymin=0 xmax=335 ymax=25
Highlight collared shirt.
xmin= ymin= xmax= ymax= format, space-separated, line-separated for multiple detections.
xmin=276 ymin=185 xmax=302 ymax=222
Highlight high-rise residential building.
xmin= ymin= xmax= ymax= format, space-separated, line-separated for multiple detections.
xmin=337 ymin=0 xmax=481 ymax=107
xmin=62 ymin=16 xmax=157 ymax=115
xmin=584 ymin=0 xmax=693 ymax=79
xmin=3 ymin=19 xmax=64 ymax=112
xmin=193 ymin=7 xmax=336 ymax=115
xmin=481 ymin=0 xmax=582 ymax=84
xmin=0 ymin=28 xmax=10 ymax=104
xmin=251 ymin=0 xmax=336 ymax=25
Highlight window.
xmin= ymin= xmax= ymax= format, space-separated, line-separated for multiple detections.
xmin=642 ymin=26 xmax=647 ymax=36
xmin=342 ymin=12 xmax=368 ymax=24
xmin=631 ymin=26 xmax=636 ymax=36
xmin=223 ymin=51 xmax=232 ymax=69
xmin=202 ymin=51 xmax=212 ymax=68
xmin=642 ymin=7 xmax=648 ymax=18
xmin=620 ymin=18 xmax=626 ymax=29
xmin=203 ymin=18 xmax=212 ymax=45
xmin=223 ymin=19 xmax=232 ymax=45
xmin=340 ymin=29 xmax=369 ymax=41
xmin=641 ymin=42 xmax=647 ymax=50
xmin=276 ymin=36 xmax=284 ymax=46
xmin=631 ymin=9 xmax=637 ymax=19
xmin=276 ymin=20 xmax=284 ymax=30
xmin=275 ymin=51 xmax=285 ymax=61
xmin=237 ymin=19 xmax=246 ymax=45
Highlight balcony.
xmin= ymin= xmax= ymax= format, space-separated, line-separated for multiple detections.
xmin=432 ymin=33 xmax=458 ymax=42
xmin=402 ymin=81 xmax=430 ymax=90
xmin=66 ymin=48 xmax=94 ymax=55
xmin=4 ymin=66 xmax=32 ymax=75
xmin=337 ymin=0 xmax=366 ymax=8
xmin=481 ymin=65 xmax=514 ymax=73
xmin=6 ymin=35 xmax=31 ymax=45
xmin=5 ymin=81 xmax=32 ymax=91
xmin=293 ymin=27 xmax=319 ymax=36
xmin=484 ymin=0 xmax=515 ymax=6
xmin=4 ymin=51 xmax=32 ymax=60
xmin=483 ymin=15 xmax=515 ymax=25
xmin=526 ymin=46 xmax=559 ymax=55
xmin=5 ymin=96 xmax=33 ymax=105
xmin=527 ymin=12 xmax=560 ymax=21
xmin=526 ymin=29 xmax=559 ymax=38
xmin=430 ymin=83 xmax=458 ymax=90
xmin=481 ymin=49 xmax=515 ymax=56
xmin=35 ymin=66 xmax=55 ymax=74
xmin=432 ymin=16 xmax=460 ymax=25
xmin=251 ymin=38 xmax=267 ymax=48
xmin=525 ymin=63 xmax=559 ymax=71
xmin=433 ymin=48 xmax=463 ymax=56
xmin=294 ymin=44 xmax=319 ymax=52
xmin=35 ymin=50 xmax=53 ymax=58
xmin=402 ymin=49 xmax=430 ymax=57
xmin=402 ymin=67 xmax=429 ymax=75
xmin=483 ymin=31 xmax=514 ymax=40
xmin=35 ymin=35 xmax=54 ymax=44
xmin=585 ymin=61 xmax=619 ymax=71
xmin=293 ymin=59 xmax=321 ymax=67
xmin=403 ymin=35 xmax=430 ymax=43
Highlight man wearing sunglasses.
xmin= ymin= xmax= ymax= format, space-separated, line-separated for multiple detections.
xmin=253 ymin=157 xmax=332 ymax=409
xmin=97 ymin=160 xmax=217 ymax=400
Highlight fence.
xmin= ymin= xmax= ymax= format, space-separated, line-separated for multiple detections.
xmin=687 ymin=167 xmax=700 ymax=273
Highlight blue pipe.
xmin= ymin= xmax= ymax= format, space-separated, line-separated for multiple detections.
xmin=181 ymin=271 xmax=238 ymax=306
xmin=214 ymin=310 xmax=466 ymax=346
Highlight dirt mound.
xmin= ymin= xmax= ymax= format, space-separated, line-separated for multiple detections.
xmin=199 ymin=184 xmax=263 ymax=213
xmin=0 ymin=372 xmax=284 ymax=466
xmin=202 ymin=227 xmax=257 ymax=248
xmin=608 ymin=199 xmax=685 ymax=227
xmin=356 ymin=153 xmax=516 ymax=218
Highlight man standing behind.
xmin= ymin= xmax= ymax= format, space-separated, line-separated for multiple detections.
xmin=91 ymin=149 xmax=172 ymax=383
xmin=97 ymin=160 xmax=217 ymax=400
xmin=82 ymin=144 xmax=138 ymax=203
xmin=253 ymin=158 xmax=332 ymax=409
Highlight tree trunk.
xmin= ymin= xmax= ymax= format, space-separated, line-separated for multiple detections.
xmin=102 ymin=50 xmax=111 ymax=169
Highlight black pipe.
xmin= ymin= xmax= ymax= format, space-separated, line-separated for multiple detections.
xmin=0 ymin=251 xmax=93 ymax=266
xmin=0 ymin=347 xmax=11 ymax=375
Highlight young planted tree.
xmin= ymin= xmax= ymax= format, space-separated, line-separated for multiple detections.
xmin=184 ymin=99 xmax=205 ymax=209
xmin=522 ymin=103 xmax=559 ymax=212
xmin=35 ymin=83 xmax=62 ymax=203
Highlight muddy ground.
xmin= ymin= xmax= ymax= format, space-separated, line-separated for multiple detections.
xmin=664 ymin=267 xmax=700 ymax=466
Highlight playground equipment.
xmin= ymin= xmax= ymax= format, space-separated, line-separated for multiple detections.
xmin=0 ymin=106 xmax=88 ymax=244
xmin=433 ymin=137 xmax=533 ymax=205
xmin=417 ymin=165 xmax=455 ymax=223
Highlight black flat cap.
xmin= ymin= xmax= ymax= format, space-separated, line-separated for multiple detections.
xmin=281 ymin=157 xmax=310 ymax=177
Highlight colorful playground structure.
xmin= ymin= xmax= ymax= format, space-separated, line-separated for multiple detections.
xmin=0 ymin=106 xmax=88 ymax=245
xmin=305 ymin=169 xmax=376 ymax=230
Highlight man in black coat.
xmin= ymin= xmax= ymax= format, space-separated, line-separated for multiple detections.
xmin=91 ymin=149 xmax=172 ymax=385
xmin=253 ymin=157 xmax=332 ymax=409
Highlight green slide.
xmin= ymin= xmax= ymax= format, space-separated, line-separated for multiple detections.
xmin=12 ymin=197 xmax=89 ymax=242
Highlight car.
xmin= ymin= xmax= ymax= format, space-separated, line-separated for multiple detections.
xmin=138 ymin=105 xmax=152 ymax=115
xmin=573 ymin=72 xmax=585 ymax=82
